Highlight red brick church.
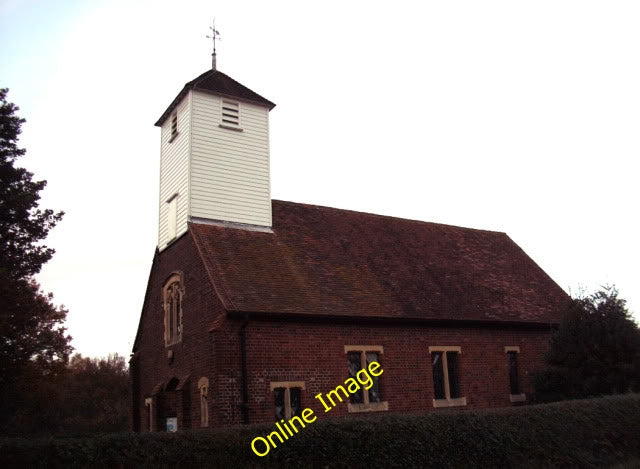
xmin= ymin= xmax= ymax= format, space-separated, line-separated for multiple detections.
xmin=130 ymin=60 xmax=569 ymax=432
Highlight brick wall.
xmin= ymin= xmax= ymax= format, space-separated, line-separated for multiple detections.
xmin=131 ymin=231 xmax=225 ymax=432
xmin=240 ymin=319 xmax=551 ymax=423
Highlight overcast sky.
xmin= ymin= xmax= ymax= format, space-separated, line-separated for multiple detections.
xmin=1 ymin=0 xmax=638 ymax=359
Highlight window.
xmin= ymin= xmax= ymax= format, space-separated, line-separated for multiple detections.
xmin=429 ymin=346 xmax=467 ymax=408
xmin=270 ymin=381 xmax=305 ymax=420
xmin=344 ymin=345 xmax=389 ymax=412
xmin=220 ymin=100 xmax=240 ymax=128
xmin=505 ymin=346 xmax=526 ymax=402
xmin=198 ymin=377 xmax=209 ymax=427
xmin=166 ymin=194 xmax=177 ymax=241
xmin=169 ymin=113 xmax=178 ymax=141
xmin=163 ymin=273 xmax=183 ymax=346
xmin=144 ymin=397 xmax=154 ymax=431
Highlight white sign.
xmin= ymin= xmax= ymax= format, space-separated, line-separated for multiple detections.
xmin=166 ymin=417 xmax=177 ymax=432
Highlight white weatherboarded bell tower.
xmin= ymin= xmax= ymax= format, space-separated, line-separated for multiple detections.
xmin=154 ymin=52 xmax=276 ymax=251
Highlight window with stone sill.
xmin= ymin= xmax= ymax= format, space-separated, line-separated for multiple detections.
xmin=344 ymin=345 xmax=389 ymax=413
xmin=163 ymin=273 xmax=184 ymax=346
xmin=429 ymin=346 xmax=467 ymax=408
xmin=271 ymin=381 xmax=305 ymax=420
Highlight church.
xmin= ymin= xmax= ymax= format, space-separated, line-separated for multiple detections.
xmin=130 ymin=56 xmax=569 ymax=432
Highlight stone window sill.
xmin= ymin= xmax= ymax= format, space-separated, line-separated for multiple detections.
xmin=510 ymin=393 xmax=526 ymax=403
xmin=347 ymin=401 xmax=389 ymax=413
xmin=164 ymin=339 xmax=181 ymax=348
xmin=219 ymin=124 xmax=243 ymax=132
xmin=433 ymin=397 xmax=467 ymax=408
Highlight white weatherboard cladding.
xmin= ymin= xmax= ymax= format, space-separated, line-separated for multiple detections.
xmin=158 ymin=93 xmax=191 ymax=250
xmin=190 ymin=90 xmax=271 ymax=227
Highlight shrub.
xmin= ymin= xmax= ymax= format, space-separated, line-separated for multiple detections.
xmin=1 ymin=393 xmax=639 ymax=468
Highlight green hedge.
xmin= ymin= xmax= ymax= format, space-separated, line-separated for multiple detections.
xmin=2 ymin=393 xmax=640 ymax=468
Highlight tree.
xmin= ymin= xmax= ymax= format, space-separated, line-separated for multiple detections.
xmin=1 ymin=354 xmax=130 ymax=436
xmin=0 ymin=88 xmax=71 ymax=432
xmin=0 ymin=88 xmax=63 ymax=281
xmin=534 ymin=287 xmax=640 ymax=402
xmin=55 ymin=354 xmax=130 ymax=435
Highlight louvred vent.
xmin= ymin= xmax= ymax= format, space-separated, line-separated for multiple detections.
xmin=222 ymin=101 xmax=239 ymax=126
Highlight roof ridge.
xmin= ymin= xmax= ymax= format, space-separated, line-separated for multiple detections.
xmin=271 ymin=199 xmax=507 ymax=236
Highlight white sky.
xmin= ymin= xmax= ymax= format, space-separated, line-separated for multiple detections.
xmin=1 ymin=0 xmax=638 ymax=359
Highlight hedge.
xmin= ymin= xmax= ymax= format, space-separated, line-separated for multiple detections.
xmin=2 ymin=393 xmax=640 ymax=468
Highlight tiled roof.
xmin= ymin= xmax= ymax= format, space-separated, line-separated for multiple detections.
xmin=188 ymin=200 xmax=569 ymax=325
xmin=155 ymin=69 xmax=275 ymax=126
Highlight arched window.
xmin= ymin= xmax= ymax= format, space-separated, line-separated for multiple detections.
xmin=163 ymin=273 xmax=184 ymax=345
xmin=198 ymin=377 xmax=209 ymax=427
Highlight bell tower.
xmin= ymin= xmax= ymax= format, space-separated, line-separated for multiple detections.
xmin=154 ymin=57 xmax=275 ymax=250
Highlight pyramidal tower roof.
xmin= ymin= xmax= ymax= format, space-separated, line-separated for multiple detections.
xmin=155 ymin=69 xmax=276 ymax=126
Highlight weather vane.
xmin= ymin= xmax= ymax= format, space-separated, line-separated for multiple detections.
xmin=206 ymin=19 xmax=221 ymax=70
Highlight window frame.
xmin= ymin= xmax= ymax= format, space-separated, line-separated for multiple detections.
xmin=504 ymin=346 xmax=526 ymax=403
xmin=144 ymin=397 xmax=154 ymax=431
xmin=163 ymin=272 xmax=184 ymax=346
xmin=429 ymin=346 xmax=467 ymax=408
xmin=198 ymin=377 xmax=209 ymax=427
xmin=270 ymin=381 xmax=305 ymax=420
xmin=343 ymin=345 xmax=389 ymax=413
